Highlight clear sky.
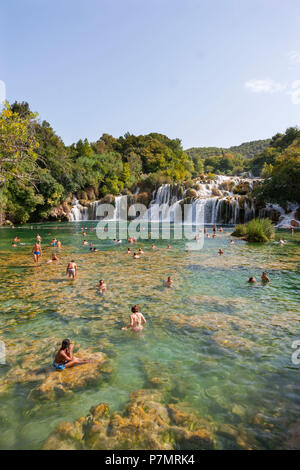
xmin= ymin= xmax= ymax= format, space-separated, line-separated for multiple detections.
xmin=1 ymin=0 xmax=300 ymax=149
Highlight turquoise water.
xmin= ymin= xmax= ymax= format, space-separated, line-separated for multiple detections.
xmin=0 ymin=222 xmax=299 ymax=449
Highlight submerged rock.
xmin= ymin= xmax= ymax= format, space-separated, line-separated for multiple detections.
xmin=43 ymin=388 xmax=216 ymax=450
xmin=283 ymin=420 xmax=300 ymax=449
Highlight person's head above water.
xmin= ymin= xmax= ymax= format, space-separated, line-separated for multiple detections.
xmin=248 ymin=277 xmax=257 ymax=283
xmin=60 ymin=339 xmax=70 ymax=350
xmin=167 ymin=276 xmax=172 ymax=281
xmin=131 ymin=305 xmax=139 ymax=313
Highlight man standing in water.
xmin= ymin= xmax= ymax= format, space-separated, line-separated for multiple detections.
xmin=66 ymin=260 xmax=77 ymax=279
xmin=32 ymin=241 xmax=42 ymax=262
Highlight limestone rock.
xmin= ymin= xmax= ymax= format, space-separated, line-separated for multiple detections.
xmin=43 ymin=388 xmax=216 ymax=450
xmin=32 ymin=350 xmax=109 ymax=401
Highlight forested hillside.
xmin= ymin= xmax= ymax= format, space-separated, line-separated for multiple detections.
xmin=0 ymin=100 xmax=299 ymax=224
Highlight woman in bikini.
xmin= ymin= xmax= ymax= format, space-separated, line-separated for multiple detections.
xmin=53 ymin=339 xmax=90 ymax=370
xmin=122 ymin=305 xmax=146 ymax=332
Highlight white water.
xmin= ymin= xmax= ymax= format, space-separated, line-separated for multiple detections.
xmin=68 ymin=175 xmax=299 ymax=227
xmin=68 ymin=198 xmax=88 ymax=221
xmin=262 ymin=202 xmax=300 ymax=228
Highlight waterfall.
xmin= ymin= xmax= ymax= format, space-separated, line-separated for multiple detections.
xmin=69 ymin=198 xmax=88 ymax=221
xmin=68 ymin=176 xmax=264 ymax=225
xmin=113 ymin=196 xmax=127 ymax=220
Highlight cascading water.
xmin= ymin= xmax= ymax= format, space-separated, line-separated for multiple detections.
xmin=69 ymin=198 xmax=88 ymax=221
xmin=68 ymin=175 xmax=272 ymax=225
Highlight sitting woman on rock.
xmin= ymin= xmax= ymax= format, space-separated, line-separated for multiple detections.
xmin=53 ymin=339 xmax=90 ymax=370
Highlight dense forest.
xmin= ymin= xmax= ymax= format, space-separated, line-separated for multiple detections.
xmin=185 ymin=139 xmax=271 ymax=176
xmin=0 ymin=101 xmax=299 ymax=223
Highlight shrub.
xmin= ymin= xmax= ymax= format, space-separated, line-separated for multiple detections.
xmin=231 ymin=224 xmax=247 ymax=237
xmin=232 ymin=218 xmax=275 ymax=242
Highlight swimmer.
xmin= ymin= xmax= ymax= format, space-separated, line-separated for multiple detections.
xmin=213 ymin=224 xmax=217 ymax=233
xmin=12 ymin=242 xmax=17 ymax=248
xmin=219 ymin=227 xmax=224 ymax=232
xmin=50 ymin=239 xmax=56 ymax=247
xmin=133 ymin=252 xmax=140 ymax=259
xmin=53 ymin=339 xmax=91 ymax=370
xmin=82 ymin=232 xmax=87 ymax=237
xmin=99 ymin=279 xmax=107 ymax=293
xmin=66 ymin=260 xmax=77 ymax=279
xmin=151 ymin=244 xmax=156 ymax=250
xmin=261 ymin=272 xmax=270 ymax=283
xmin=121 ymin=305 xmax=146 ymax=332
xmin=204 ymin=227 xmax=207 ymax=234
xmin=213 ymin=233 xmax=217 ymax=238
xmin=51 ymin=253 xmax=58 ymax=262
xmin=14 ymin=237 xmax=20 ymax=243
xmin=279 ymin=238 xmax=286 ymax=245
xmin=83 ymin=240 xmax=88 ymax=245
xmin=93 ymin=247 xmax=98 ymax=252
xmin=138 ymin=248 xmax=144 ymax=254
xmin=57 ymin=240 xmax=62 ymax=249
xmin=128 ymin=237 xmax=133 ymax=244
xmin=248 ymin=277 xmax=257 ymax=283
xmin=32 ymin=242 xmax=42 ymax=262
xmin=167 ymin=244 xmax=171 ymax=249
xmin=36 ymin=234 xmax=42 ymax=243
xmin=165 ymin=276 xmax=173 ymax=287
xmin=127 ymin=248 xmax=131 ymax=254
xmin=218 ymin=249 xmax=224 ymax=255
xmin=206 ymin=234 xmax=210 ymax=238
xmin=230 ymin=239 xmax=234 ymax=245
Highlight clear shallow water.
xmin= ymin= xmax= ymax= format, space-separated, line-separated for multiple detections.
xmin=0 ymin=222 xmax=299 ymax=449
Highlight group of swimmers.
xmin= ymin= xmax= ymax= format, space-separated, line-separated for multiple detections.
xmin=10 ymin=224 xmax=276 ymax=373
xmin=248 ymin=272 xmax=270 ymax=284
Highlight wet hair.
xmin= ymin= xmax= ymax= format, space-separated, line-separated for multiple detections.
xmin=99 ymin=279 xmax=103 ymax=284
xmin=248 ymin=277 xmax=255 ymax=282
xmin=71 ymin=259 xmax=75 ymax=262
xmin=168 ymin=276 xmax=172 ymax=281
xmin=131 ymin=305 xmax=139 ymax=313
xmin=60 ymin=339 xmax=70 ymax=350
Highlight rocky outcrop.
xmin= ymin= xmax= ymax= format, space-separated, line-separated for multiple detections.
xmin=50 ymin=201 xmax=72 ymax=221
xmin=43 ymin=388 xmax=216 ymax=450
xmin=31 ymin=350 xmax=111 ymax=401
xmin=1 ymin=342 xmax=113 ymax=401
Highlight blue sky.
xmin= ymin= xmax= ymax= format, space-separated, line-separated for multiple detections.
xmin=1 ymin=0 xmax=300 ymax=149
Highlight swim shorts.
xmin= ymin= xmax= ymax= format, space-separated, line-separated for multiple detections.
xmin=52 ymin=361 xmax=66 ymax=370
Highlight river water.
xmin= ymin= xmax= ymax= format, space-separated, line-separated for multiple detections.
xmin=0 ymin=222 xmax=299 ymax=449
